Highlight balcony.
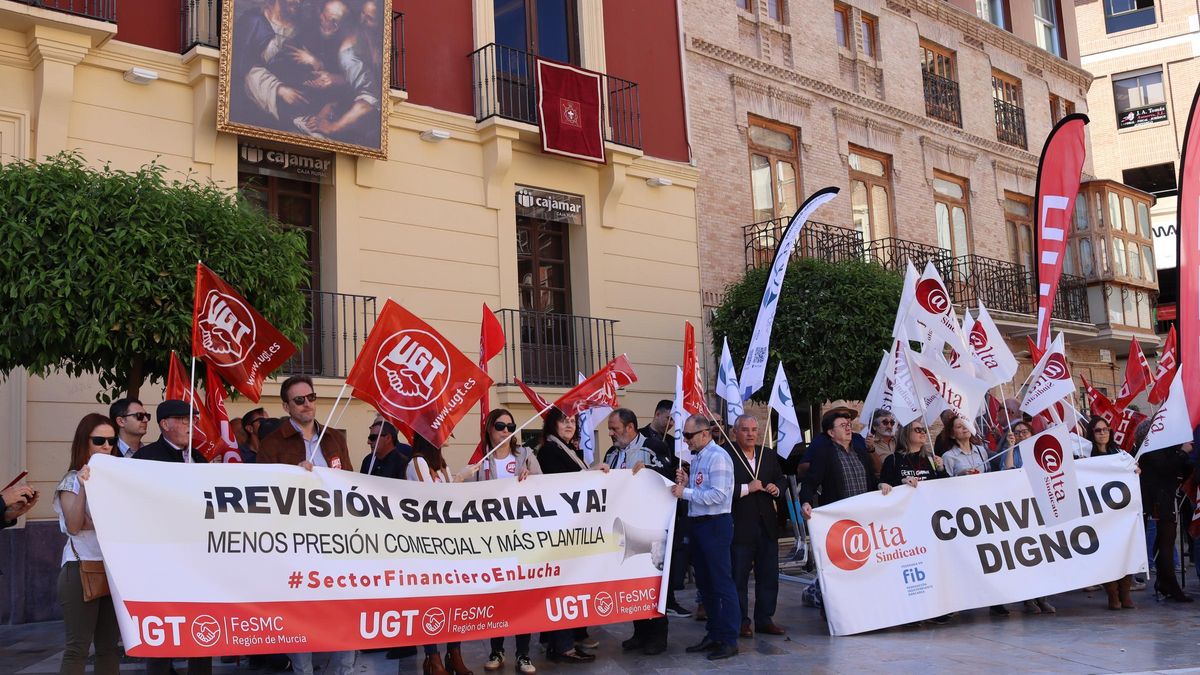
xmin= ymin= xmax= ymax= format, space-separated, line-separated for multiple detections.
xmin=13 ymin=0 xmax=115 ymax=22
xmin=180 ymin=4 xmax=407 ymax=91
xmin=864 ymin=237 xmax=951 ymax=274
xmin=743 ymin=217 xmax=863 ymax=269
xmin=1053 ymin=273 xmax=1089 ymax=323
xmin=492 ymin=309 xmax=618 ymax=388
xmin=943 ymin=254 xmax=1033 ymax=315
xmin=922 ymin=71 xmax=962 ymax=127
xmin=282 ymin=289 xmax=377 ymax=379
xmin=470 ymin=43 xmax=642 ymax=150
xmin=994 ymin=99 xmax=1028 ymax=149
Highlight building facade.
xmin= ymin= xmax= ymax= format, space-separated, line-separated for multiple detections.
xmin=0 ymin=0 xmax=698 ymax=622
xmin=681 ymin=0 xmax=1158 ymax=419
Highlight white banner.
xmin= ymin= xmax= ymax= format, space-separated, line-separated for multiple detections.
xmin=84 ymin=455 xmax=675 ymax=657
xmin=768 ymin=362 xmax=803 ymax=459
xmin=967 ymin=303 xmax=1019 ymax=386
xmin=1021 ymin=333 xmax=1074 ymax=416
xmin=809 ymin=454 xmax=1146 ymax=636
xmin=1136 ymin=373 xmax=1192 ymax=459
xmin=1019 ymin=424 xmax=1082 ymax=525
xmin=909 ymin=346 xmax=988 ymax=434
xmin=858 ymin=350 xmax=890 ymax=428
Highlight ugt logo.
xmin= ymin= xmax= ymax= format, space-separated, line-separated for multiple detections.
xmin=915 ymin=278 xmax=950 ymax=316
xmin=374 ymin=330 xmax=450 ymax=410
xmin=190 ymin=614 xmax=221 ymax=648
xmin=198 ymin=290 xmax=256 ymax=366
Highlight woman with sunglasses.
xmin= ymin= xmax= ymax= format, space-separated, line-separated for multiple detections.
xmin=55 ymin=413 xmax=120 ymax=675
xmin=879 ymin=421 xmax=946 ymax=488
xmin=1087 ymin=416 xmax=1135 ymax=609
xmin=464 ymin=409 xmax=540 ymax=673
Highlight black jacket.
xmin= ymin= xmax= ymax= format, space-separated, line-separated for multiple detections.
xmin=880 ymin=451 xmax=946 ymax=486
xmin=133 ymin=439 xmax=209 ymax=464
xmin=726 ymin=444 xmax=785 ymax=543
xmin=359 ymin=445 xmax=411 ymax=480
xmin=538 ymin=438 xmax=588 ymax=475
xmin=799 ymin=437 xmax=877 ymax=507
xmin=0 ymin=495 xmax=14 ymax=529
xmin=1139 ymin=445 xmax=1191 ymax=519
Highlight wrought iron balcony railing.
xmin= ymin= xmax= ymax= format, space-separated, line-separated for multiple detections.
xmin=743 ymin=217 xmax=864 ymax=269
xmin=470 ymin=43 xmax=642 ymax=149
xmin=922 ymin=71 xmax=962 ymax=127
xmin=493 ymin=309 xmax=618 ymax=388
xmin=282 ymin=289 xmax=377 ymax=379
xmin=994 ymin=99 xmax=1028 ymax=149
xmin=14 ymin=0 xmax=115 ymax=22
xmin=943 ymin=254 xmax=1033 ymax=315
xmin=864 ymin=237 xmax=952 ymax=274
xmin=1052 ymin=273 xmax=1089 ymax=323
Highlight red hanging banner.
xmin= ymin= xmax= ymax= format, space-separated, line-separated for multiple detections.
xmin=1176 ymin=84 xmax=1200 ymax=427
xmin=536 ymin=59 xmax=606 ymax=164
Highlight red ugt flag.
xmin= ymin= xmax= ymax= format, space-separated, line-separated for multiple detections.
xmin=1116 ymin=337 xmax=1153 ymax=408
xmin=537 ymin=59 xmax=605 ymax=164
xmin=1148 ymin=325 xmax=1178 ymax=405
xmin=1033 ymin=114 xmax=1088 ymax=351
xmin=205 ymin=363 xmax=243 ymax=463
xmin=192 ymin=263 xmax=297 ymax=402
xmin=682 ymin=322 xmax=714 ymax=418
xmin=346 ymin=300 xmax=492 ymax=448
xmin=166 ymin=352 xmax=220 ymax=460
xmin=515 ymin=378 xmax=553 ymax=419
xmin=471 ymin=304 xmax=507 ymax=464
xmin=555 ymin=355 xmax=638 ymax=417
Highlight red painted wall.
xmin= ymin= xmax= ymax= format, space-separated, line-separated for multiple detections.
xmin=115 ymin=0 xmax=180 ymax=54
xmin=392 ymin=0 xmax=474 ymax=116
xmin=602 ymin=1 xmax=689 ymax=163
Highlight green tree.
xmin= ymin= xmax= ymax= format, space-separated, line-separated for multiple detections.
xmin=712 ymin=256 xmax=902 ymax=406
xmin=0 ymin=152 xmax=309 ymax=401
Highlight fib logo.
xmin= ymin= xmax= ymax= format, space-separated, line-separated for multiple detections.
xmin=1033 ymin=434 xmax=1064 ymax=474
xmin=915 ymin=278 xmax=950 ymax=316
xmin=197 ymin=290 xmax=256 ymax=366
xmin=825 ymin=519 xmax=910 ymax=571
xmin=190 ymin=614 xmax=221 ymax=648
xmin=375 ymin=330 xmax=451 ymax=411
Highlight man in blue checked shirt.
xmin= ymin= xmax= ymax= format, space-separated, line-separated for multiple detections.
xmin=671 ymin=414 xmax=739 ymax=661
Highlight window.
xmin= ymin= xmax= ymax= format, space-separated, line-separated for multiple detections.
xmin=494 ymin=0 xmax=580 ymax=64
xmin=848 ymin=147 xmax=893 ymax=243
xmin=1074 ymin=193 xmax=1089 ymax=230
xmin=1005 ymin=194 xmax=1034 ymax=270
xmin=992 ymin=70 xmax=1027 ymax=148
xmin=1128 ymin=242 xmax=1142 ymax=279
xmin=1122 ymin=162 xmax=1177 ymax=198
xmin=835 ymin=4 xmax=850 ymax=48
xmin=1113 ymin=68 xmax=1167 ymax=129
xmin=1033 ymin=0 xmax=1062 ymax=56
xmin=1104 ymin=0 xmax=1155 ymax=33
xmin=1107 ymin=191 xmax=1120 ymax=229
xmin=977 ymin=0 xmax=1010 ymax=29
xmin=738 ymin=0 xmax=752 ymax=9
xmin=935 ymin=173 xmax=972 ymax=258
xmin=1137 ymin=203 xmax=1151 ymax=237
xmin=1112 ymin=238 xmax=1127 ymax=276
xmin=1142 ymin=244 xmax=1155 ymax=279
xmin=766 ymin=0 xmax=783 ymax=21
xmin=1122 ymin=196 xmax=1136 ymax=234
xmin=748 ymin=117 xmax=801 ymax=223
xmin=1049 ymin=93 xmax=1075 ymax=124
xmin=921 ymin=41 xmax=961 ymax=126
xmin=1080 ymin=238 xmax=1095 ymax=276
xmin=861 ymin=13 xmax=878 ymax=58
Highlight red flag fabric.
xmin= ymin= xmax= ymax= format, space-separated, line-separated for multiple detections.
xmin=1148 ymin=326 xmax=1178 ymax=405
xmin=1032 ymin=113 xmax=1089 ymax=351
xmin=166 ymin=352 xmax=220 ymax=461
xmin=471 ymin=304 xmax=507 ymax=464
xmin=554 ymin=355 xmax=638 ymax=417
xmin=345 ymin=300 xmax=492 ymax=448
xmin=1026 ymin=336 xmax=1044 ymax=364
xmin=515 ymin=378 xmax=553 ymax=420
xmin=192 ymin=263 xmax=297 ymax=402
xmin=1116 ymin=338 xmax=1153 ymax=408
xmin=1082 ymin=375 xmax=1145 ymax=452
xmin=205 ymin=362 xmax=242 ymax=463
xmin=682 ymin=322 xmax=714 ymax=418
xmin=536 ymin=59 xmax=605 ymax=164
xmin=1179 ymin=85 xmax=1200 ymax=427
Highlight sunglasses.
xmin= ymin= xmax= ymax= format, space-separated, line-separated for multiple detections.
xmin=1094 ymin=428 xmax=1110 ymax=433
xmin=367 ymin=433 xmax=380 ymax=444
xmin=290 ymin=393 xmax=318 ymax=406
xmin=90 ymin=436 xmax=118 ymax=447
xmin=911 ymin=427 xmax=928 ymax=434
xmin=120 ymin=412 xmax=152 ymax=422
xmin=682 ymin=429 xmax=707 ymax=441
xmin=493 ymin=421 xmax=517 ymax=433
xmin=878 ymin=419 xmax=896 ymax=426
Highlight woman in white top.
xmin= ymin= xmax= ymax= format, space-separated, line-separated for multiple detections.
xmin=468 ymin=409 xmax=540 ymax=674
xmin=941 ymin=416 xmax=990 ymax=477
xmin=406 ymin=434 xmax=473 ymax=675
xmin=55 ymin=413 xmax=120 ymax=675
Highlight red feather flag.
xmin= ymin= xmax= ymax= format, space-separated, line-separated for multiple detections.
xmin=515 ymin=378 xmax=553 ymax=420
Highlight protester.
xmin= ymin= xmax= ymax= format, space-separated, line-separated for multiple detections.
xmin=865 ymin=408 xmax=898 ymax=473
xmin=673 ymin=415 xmax=738 ymax=661
xmin=1136 ymin=420 xmax=1193 ymax=602
xmin=725 ymin=414 xmax=786 ymax=638
xmin=56 ymin=413 xmax=120 ymax=675
xmin=795 ymin=407 xmax=867 ymax=480
xmin=800 ymin=409 xmax=890 ymax=519
xmin=256 ymin=377 xmax=354 ymax=675
xmin=360 ymin=415 xmax=411 ymax=480
xmin=536 ymin=408 xmax=600 ymax=663
xmin=238 ymin=407 xmax=267 ymax=463
xmin=880 ymin=420 xmax=945 ymax=487
xmin=1 ymin=482 xmax=37 ymax=528
xmin=605 ymin=408 xmax=673 ymax=656
xmin=639 ymin=399 xmax=693 ymax=619
xmin=468 ymin=408 xmax=538 ymax=673
xmin=133 ymin=400 xmax=209 ymax=463
xmin=991 ymin=420 xmax=1032 ymax=471
xmin=640 ymin=399 xmax=674 ymax=445
xmin=1089 ymin=416 xmax=1135 ymax=610
xmin=932 ymin=409 xmax=960 ymax=455
xmin=108 ymin=398 xmax=150 ymax=458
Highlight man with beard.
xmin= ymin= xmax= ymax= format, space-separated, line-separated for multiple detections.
xmin=865 ymin=408 xmax=898 ymax=474
xmin=233 ymin=0 xmax=310 ymax=127
xmin=296 ymin=0 xmax=381 ymax=146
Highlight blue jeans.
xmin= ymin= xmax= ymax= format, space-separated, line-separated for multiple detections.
xmin=689 ymin=514 xmax=740 ymax=645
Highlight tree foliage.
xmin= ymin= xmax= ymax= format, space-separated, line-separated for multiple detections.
xmin=0 ymin=152 xmax=309 ymax=401
xmin=712 ymin=256 xmax=902 ymax=405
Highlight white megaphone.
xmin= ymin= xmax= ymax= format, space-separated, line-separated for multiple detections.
xmin=613 ymin=517 xmax=666 ymax=568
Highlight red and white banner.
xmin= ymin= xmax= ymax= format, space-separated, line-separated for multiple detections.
xmin=205 ymin=363 xmax=242 ymax=464
xmin=346 ymin=300 xmax=492 ymax=448
xmin=809 ymin=453 xmax=1145 ymax=636
xmin=1018 ymin=424 xmax=1081 ymax=525
xmin=166 ymin=352 xmax=219 ymax=461
xmin=682 ymin=322 xmax=713 ymax=418
xmin=1148 ymin=325 xmax=1178 ymax=406
xmin=192 ymin=263 xmax=297 ymax=403
xmin=554 ymin=354 xmax=637 ymax=417
xmin=536 ymin=59 xmax=605 ymax=164
xmin=1020 ymin=333 xmax=1074 ymax=417
xmin=1116 ymin=337 xmax=1152 ymax=408
xmin=1032 ymin=114 xmax=1089 ymax=352
xmin=1179 ymin=84 xmax=1200 ymax=428
xmin=83 ymin=455 xmax=676 ymax=656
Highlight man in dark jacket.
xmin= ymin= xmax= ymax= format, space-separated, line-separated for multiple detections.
xmin=258 ymin=375 xmax=352 ymax=471
xmin=1 ymin=484 xmax=37 ymax=528
xmin=134 ymin=400 xmax=210 ymax=464
xmin=800 ymin=409 xmax=889 ymax=519
xmin=360 ymin=415 xmax=411 ymax=479
xmin=725 ymin=414 xmax=786 ymax=637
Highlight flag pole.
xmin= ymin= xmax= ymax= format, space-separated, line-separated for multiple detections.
xmin=473 ymin=402 xmax=554 ymax=468
xmin=186 ymin=356 xmax=197 ymax=464
xmin=313 ymin=382 xmax=350 ymax=463
xmin=366 ymin=421 xmax=383 ymax=476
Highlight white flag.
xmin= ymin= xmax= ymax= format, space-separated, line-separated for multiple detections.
xmin=967 ymin=303 xmax=1019 ymax=386
xmin=671 ymin=366 xmax=689 ymax=463
xmin=892 ymin=260 xmax=920 ymax=341
xmin=858 ymin=350 xmax=890 ymax=428
xmin=1019 ymin=423 xmax=1082 ymax=525
xmin=768 ymin=363 xmax=803 ymax=460
xmin=1135 ymin=374 xmax=1193 ymax=459
xmin=741 ymin=188 xmax=840 ymax=399
xmin=909 ymin=346 xmax=989 ymax=435
xmin=909 ymin=261 xmax=965 ymax=351
xmin=1020 ymin=333 xmax=1075 ymax=417
xmin=886 ymin=339 xmax=924 ymax=426
xmin=716 ymin=338 xmax=745 ymax=426
xmin=576 ymin=372 xmax=611 ymax=466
